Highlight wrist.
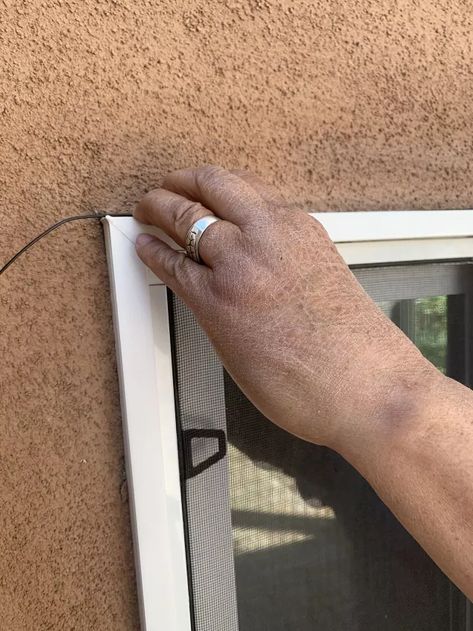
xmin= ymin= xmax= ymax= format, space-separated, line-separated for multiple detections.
xmin=332 ymin=357 xmax=445 ymax=470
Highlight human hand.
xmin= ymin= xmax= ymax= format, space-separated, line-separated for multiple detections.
xmin=134 ymin=166 xmax=436 ymax=455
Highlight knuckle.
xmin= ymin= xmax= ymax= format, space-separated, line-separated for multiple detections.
xmin=199 ymin=221 xmax=220 ymax=248
xmin=230 ymin=168 xmax=251 ymax=177
xmin=162 ymin=168 xmax=186 ymax=187
xmin=173 ymin=200 xmax=205 ymax=234
xmin=135 ymin=189 xmax=158 ymax=221
xmin=140 ymin=240 xmax=158 ymax=265
xmin=140 ymin=188 xmax=160 ymax=210
xmin=168 ymin=252 xmax=184 ymax=278
xmin=196 ymin=164 xmax=226 ymax=190
xmin=200 ymin=222 xmax=237 ymax=261
xmin=170 ymin=257 xmax=202 ymax=298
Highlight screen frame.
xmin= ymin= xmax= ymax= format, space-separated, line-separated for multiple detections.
xmin=103 ymin=210 xmax=473 ymax=631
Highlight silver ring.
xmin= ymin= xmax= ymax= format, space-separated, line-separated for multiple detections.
xmin=185 ymin=215 xmax=219 ymax=263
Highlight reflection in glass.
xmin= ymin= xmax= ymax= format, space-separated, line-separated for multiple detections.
xmin=379 ymin=296 xmax=448 ymax=372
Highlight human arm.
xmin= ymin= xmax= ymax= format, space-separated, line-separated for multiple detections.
xmin=133 ymin=165 xmax=473 ymax=599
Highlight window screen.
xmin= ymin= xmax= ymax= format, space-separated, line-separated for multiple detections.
xmin=170 ymin=261 xmax=473 ymax=631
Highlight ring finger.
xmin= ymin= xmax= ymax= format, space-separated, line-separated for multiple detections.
xmin=134 ymin=187 xmax=237 ymax=266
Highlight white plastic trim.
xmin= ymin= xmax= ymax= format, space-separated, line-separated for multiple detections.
xmin=317 ymin=209 xmax=473 ymax=242
xmin=103 ymin=209 xmax=473 ymax=631
xmin=105 ymin=211 xmax=473 ymax=286
xmin=103 ymin=219 xmax=192 ymax=631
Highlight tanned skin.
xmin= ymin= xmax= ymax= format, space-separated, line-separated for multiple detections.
xmin=134 ymin=165 xmax=473 ymax=599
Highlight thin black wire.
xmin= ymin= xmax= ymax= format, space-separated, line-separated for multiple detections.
xmin=0 ymin=212 xmax=133 ymax=276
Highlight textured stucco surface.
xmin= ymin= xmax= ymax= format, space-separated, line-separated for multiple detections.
xmin=1 ymin=0 xmax=473 ymax=628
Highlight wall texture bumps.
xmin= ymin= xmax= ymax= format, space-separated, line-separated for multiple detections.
xmin=1 ymin=0 xmax=472 ymax=628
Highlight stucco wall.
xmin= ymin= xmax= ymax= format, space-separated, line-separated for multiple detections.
xmin=1 ymin=1 xmax=472 ymax=628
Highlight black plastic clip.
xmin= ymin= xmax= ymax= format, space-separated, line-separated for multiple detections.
xmin=182 ymin=428 xmax=227 ymax=479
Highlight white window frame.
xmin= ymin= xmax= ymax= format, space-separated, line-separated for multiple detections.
xmin=103 ymin=210 xmax=473 ymax=631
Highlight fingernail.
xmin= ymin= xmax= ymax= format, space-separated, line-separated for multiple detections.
xmin=136 ymin=233 xmax=155 ymax=248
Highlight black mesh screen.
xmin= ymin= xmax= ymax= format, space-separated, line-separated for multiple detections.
xmin=170 ymin=300 xmax=239 ymax=631
xmin=169 ymin=261 xmax=473 ymax=631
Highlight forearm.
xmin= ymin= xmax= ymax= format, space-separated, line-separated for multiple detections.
xmin=341 ymin=367 xmax=473 ymax=599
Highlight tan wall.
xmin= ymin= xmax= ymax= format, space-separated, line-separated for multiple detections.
xmin=1 ymin=1 xmax=472 ymax=628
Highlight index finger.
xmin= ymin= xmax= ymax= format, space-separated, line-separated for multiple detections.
xmin=161 ymin=165 xmax=267 ymax=227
